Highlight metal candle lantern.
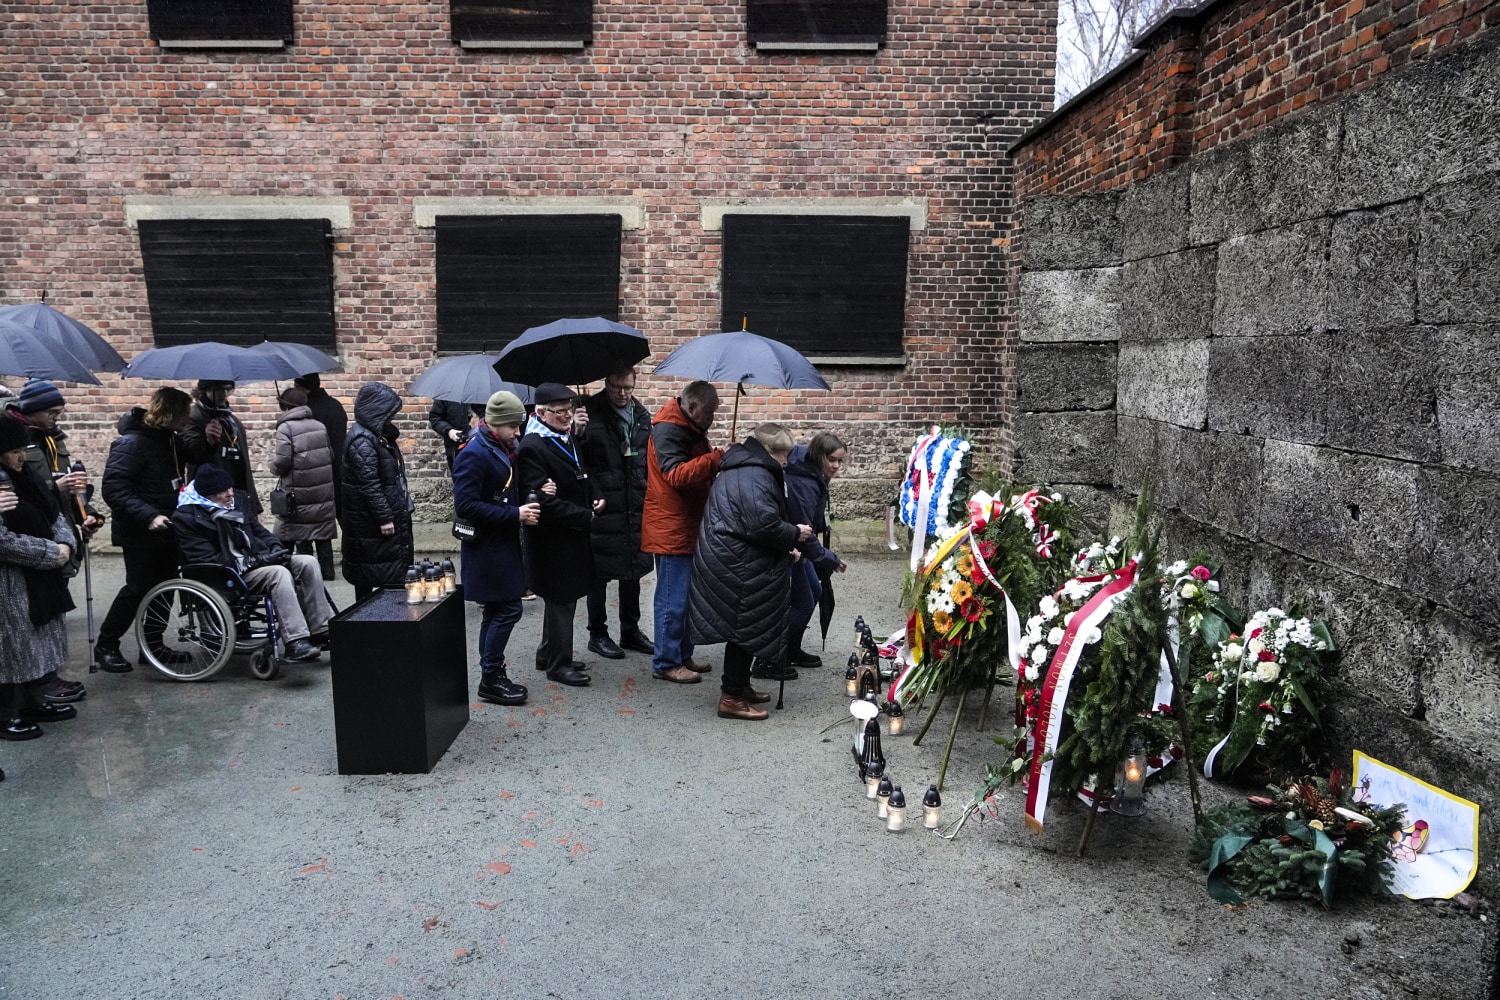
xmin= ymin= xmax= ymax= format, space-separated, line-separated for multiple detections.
xmin=845 ymin=655 xmax=860 ymax=698
xmin=885 ymin=699 xmax=905 ymax=736
xmin=886 ymin=786 xmax=907 ymax=831
xmin=441 ymin=558 xmax=457 ymax=594
xmin=857 ymin=716 xmax=885 ymax=782
xmin=851 ymin=700 xmax=879 ymax=776
xmin=1108 ymin=737 xmax=1148 ymax=817
xmin=876 ymin=774 xmax=894 ymax=818
xmin=404 ymin=567 xmax=423 ymax=605
xmin=922 ymin=785 xmax=942 ymax=829
xmin=864 ymin=760 xmax=885 ymax=800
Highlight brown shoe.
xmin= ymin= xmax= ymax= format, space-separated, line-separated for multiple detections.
xmin=683 ymin=657 xmax=712 ymax=674
xmin=653 ymin=665 xmax=702 ymax=684
xmin=737 ymin=684 xmax=770 ymax=705
xmin=717 ymin=692 xmax=769 ymax=721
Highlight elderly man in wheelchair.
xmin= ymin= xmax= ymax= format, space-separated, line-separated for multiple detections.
xmin=171 ymin=463 xmax=332 ymax=664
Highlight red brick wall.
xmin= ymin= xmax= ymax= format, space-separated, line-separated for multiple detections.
xmin=0 ymin=0 xmax=1056 ymax=483
xmin=1014 ymin=0 xmax=1500 ymax=198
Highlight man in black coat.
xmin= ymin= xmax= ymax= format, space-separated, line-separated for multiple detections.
xmin=427 ymin=398 xmax=480 ymax=471
xmin=516 ymin=383 xmax=602 ymax=687
xmin=577 ymin=363 xmax=653 ymax=660
xmin=180 ymin=380 xmax=261 ymax=517
xmin=294 ymin=374 xmax=349 ymax=515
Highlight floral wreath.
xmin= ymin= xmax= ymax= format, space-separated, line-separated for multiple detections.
xmin=898 ymin=426 xmax=971 ymax=538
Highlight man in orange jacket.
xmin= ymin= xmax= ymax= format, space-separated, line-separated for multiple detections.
xmin=641 ymin=380 xmax=722 ymax=684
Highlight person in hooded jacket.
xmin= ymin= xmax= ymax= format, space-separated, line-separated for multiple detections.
xmin=341 ymin=383 xmax=414 ymax=600
xmin=95 ymin=387 xmax=193 ymax=673
xmin=687 ymin=423 xmax=811 ymax=722
xmin=267 ymin=387 xmax=339 ymax=581
xmin=180 ymin=380 xmax=261 ymax=517
xmin=452 ymin=390 xmax=540 ymax=706
xmin=782 ymin=432 xmax=849 ymax=672
xmin=171 ymin=463 xmax=330 ymax=662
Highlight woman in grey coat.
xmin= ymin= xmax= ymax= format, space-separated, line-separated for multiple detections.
xmin=0 ymin=417 xmax=78 ymax=743
xmin=267 ymin=387 xmax=339 ymax=581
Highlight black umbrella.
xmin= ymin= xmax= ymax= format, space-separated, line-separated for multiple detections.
xmin=494 ymin=317 xmax=649 ymax=387
xmin=651 ymin=329 xmax=829 ymax=438
xmin=120 ymin=342 xmax=301 ymax=383
xmin=411 ymin=355 xmax=535 ymax=405
xmin=818 ymin=574 xmax=838 ymax=651
xmin=0 ymin=301 xmax=126 ymax=374
xmin=248 ymin=341 xmax=341 ymax=377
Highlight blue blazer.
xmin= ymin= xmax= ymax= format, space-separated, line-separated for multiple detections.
xmin=452 ymin=430 xmax=525 ymax=603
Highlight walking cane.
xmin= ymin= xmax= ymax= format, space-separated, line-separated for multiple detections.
xmin=70 ymin=462 xmax=98 ymax=672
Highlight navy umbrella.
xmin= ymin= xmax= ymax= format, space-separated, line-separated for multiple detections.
xmin=411 ymin=355 xmax=535 ymax=405
xmin=120 ymin=342 xmax=301 ymax=383
xmin=0 ymin=316 xmax=101 ymax=385
xmin=248 ymin=340 xmax=341 ymax=377
xmin=651 ymin=330 xmax=830 ymax=437
xmin=494 ymin=317 xmax=649 ymax=387
xmin=0 ymin=301 xmax=126 ymax=374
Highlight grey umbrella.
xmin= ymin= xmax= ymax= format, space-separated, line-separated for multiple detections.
xmin=0 ymin=301 xmax=126 ymax=374
xmin=0 ymin=316 xmax=101 ymax=385
xmin=411 ymin=355 xmax=535 ymax=405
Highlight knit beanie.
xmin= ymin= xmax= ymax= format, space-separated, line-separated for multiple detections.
xmin=484 ymin=390 xmax=526 ymax=427
xmin=193 ymin=463 xmax=233 ymax=496
xmin=0 ymin=416 xmax=30 ymax=453
xmin=17 ymin=378 xmax=64 ymax=414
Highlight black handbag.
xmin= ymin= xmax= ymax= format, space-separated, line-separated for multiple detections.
xmin=269 ymin=481 xmax=297 ymax=517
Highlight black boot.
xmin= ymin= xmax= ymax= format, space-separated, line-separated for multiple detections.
xmin=787 ymin=626 xmax=822 ymax=668
xmin=750 ymin=658 xmax=798 ymax=681
xmin=478 ymin=669 xmax=529 ymax=706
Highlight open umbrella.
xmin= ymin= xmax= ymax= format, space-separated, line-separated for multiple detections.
xmin=411 ymin=354 xmax=535 ymax=405
xmin=120 ymin=342 xmax=301 ymax=383
xmin=248 ymin=341 xmax=341 ymax=377
xmin=0 ymin=316 xmax=101 ymax=385
xmin=651 ymin=329 xmax=830 ymax=438
xmin=0 ymin=301 xmax=126 ymax=374
xmin=494 ymin=317 xmax=649 ymax=387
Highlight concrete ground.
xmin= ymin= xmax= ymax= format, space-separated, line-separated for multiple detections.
xmin=0 ymin=547 xmax=1490 ymax=999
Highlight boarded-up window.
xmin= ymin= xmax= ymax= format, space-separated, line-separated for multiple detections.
xmin=451 ymin=0 xmax=593 ymax=45
xmin=435 ymin=215 xmax=622 ymax=353
xmin=137 ymin=219 xmax=336 ymax=349
xmin=146 ymin=0 xmax=294 ymax=44
xmin=747 ymin=0 xmax=886 ymax=47
xmin=721 ymin=215 xmax=907 ymax=357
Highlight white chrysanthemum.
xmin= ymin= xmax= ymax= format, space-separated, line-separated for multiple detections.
xmin=1221 ymin=642 xmax=1244 ymax=662
xmin=1083 ymin=627 xmax=1103 ymax=645
xmin=1165 ymin=560 xmax=1189 ymax=577
xmin=1246 ymin=637 xmax=1265 ymax=657
xmin=1047 ymin=626 xmax=1065 ymax=646
xmin=1063 ymin=611 xmax=1076 ymax=627
xmin=1038 ymin=596 xmax=1059 ymax=619
xmin=1024 ymin=663 xmax=1041 ymax=682
xmin=1030 ymin=644 xmax=1049 ymax=665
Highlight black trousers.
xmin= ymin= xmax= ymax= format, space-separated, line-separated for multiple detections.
xmin=294 ymin=539 xmax=335 ymax=581
xmin=536 ymin=598 xmax=578 ymax=673
xmin=586 ymin=576 xmax=640 ymax=635
xmin=0 ymin=679 xmax=46 ymax=718
xmin=722 ymin=642 xmax=753 ymax=694
xmin=98 ymin=544 xmax=180 ymax=651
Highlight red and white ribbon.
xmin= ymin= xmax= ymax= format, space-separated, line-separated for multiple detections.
xmin=1024 ymin=559 xmax=1139 ymax=834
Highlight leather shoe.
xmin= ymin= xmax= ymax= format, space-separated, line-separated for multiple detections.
xmin=284 ymin=638 xmax=322 ymax=662
xmin=716 ymin=693 xmax=769 ymax=721
xmin=19 ymin=702 xmax=76 ymax=724
xmin=44 ymin=678 xmax=86 ymax=703
xmin=587 ymin=634 xmax=625 ymax=660
xmin=652 ymin=665 xmax=702 ymax=684
xmin=537 ymin=659 xmax=589 ymax=672
xmin=750 ymin=660 xmax=798 ymax=681
xmin=619 ymin=630 xmax=654 ymax=654
xmin=94 ymin=647 xmax=132 ymax=673
xmin=547 ymin=666 xmax=591 ymax=687
xmin=477 ymin=672 xmax=529 ymax=706
xmin=308 ymin=632 xmax=331 ymax=650
xmin=789 ymin=647 xmax=823 ymax=668
xmin=0 ymin=719 xmax=42 ymax=741
xmin=682 ymin=657 xmax=711 ymax=674
xmin=736 ymin=684 xmax=771 ymax=705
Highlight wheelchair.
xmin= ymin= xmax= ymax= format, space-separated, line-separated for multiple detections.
xmin=132 ymin=563 xmax=287 ymax=682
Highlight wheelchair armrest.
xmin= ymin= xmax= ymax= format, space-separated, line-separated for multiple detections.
xmin=180 ymin=563 xmax=252 ymax=594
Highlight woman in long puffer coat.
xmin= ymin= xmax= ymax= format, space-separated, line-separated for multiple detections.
xmin=267 ymin=387 xmax=339 ymax=581
xmin=340 ymin=383 xmax=413 ymax=600
xmin=687 ymin=423 xmax=810 ymax=722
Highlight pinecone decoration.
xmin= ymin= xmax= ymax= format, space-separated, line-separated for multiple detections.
xmin=1316 ymin=797 xmax=1337 ymax=825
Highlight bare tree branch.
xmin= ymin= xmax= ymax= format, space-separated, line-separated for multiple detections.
xmin=1055 ymin=0 xmax=1180 ymax=105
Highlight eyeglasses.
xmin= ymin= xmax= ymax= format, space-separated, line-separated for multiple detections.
xmin=605 ymin=383 xmax=634 ymax=393
xmin=540 ymin=406 xmax=575 ymax=416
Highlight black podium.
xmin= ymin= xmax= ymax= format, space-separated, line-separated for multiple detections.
xmin=328 ymin=587 xmax=469 ymax=774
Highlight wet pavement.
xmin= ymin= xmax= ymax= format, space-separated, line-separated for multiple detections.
xmin=0 ymin=549 xmax=1489 ymax=998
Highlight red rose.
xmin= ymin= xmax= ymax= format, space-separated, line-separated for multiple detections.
xmin=1257 ymin=701 xmax=1274 ymax=712
xmin=1169 ymin=744 xmax=1184 ymax=760
xmin=1156 ymin=702 xmax=1174 ymax=717
xmin=1147 ymin=756 xmax=1164 ymax=769
xmin=1249 ymin=627 xmax=1262 ymax=639
xmin=1258 ymin=649 xmax=1276 ymax=662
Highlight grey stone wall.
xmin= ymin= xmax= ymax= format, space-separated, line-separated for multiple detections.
xmin=1018 ymin=34 xmax=1500 ymax=876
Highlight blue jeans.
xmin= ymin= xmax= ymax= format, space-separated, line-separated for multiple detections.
xmin=789 ymin=558 xmax=822 ymax=632
xmin=652 ymin=554 xmax=695 ymax=674
xmin=479 ymin=600 xmax=523 ymax=679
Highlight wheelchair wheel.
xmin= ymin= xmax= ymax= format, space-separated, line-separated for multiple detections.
xmin=135 ymin=578 xmax=236 ymax=681
xmin=249 ymin=647 xmax=280 ymax=681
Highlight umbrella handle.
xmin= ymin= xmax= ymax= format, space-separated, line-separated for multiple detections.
xmin=730 ymin=383 xmax=742 ymax=441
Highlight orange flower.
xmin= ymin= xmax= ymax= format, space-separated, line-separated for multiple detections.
xmin=932 ymin=610 xmax=954 ymax=633
xmin=956 ymin=553 xmax=975 ymax=577
xmin=950 ymin=580 xmax=973 ymax=604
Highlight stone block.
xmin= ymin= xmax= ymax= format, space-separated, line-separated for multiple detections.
xmin=1117 ymin=339 xmax=1209 ymax=428
xmin=1247 ymin=546 xmax=1426 ymax=718
xmin=1019 ymin=267 xmax=1123 ymax=343
xmin=1189 ymin=106 xmax=1342 ymax=245
xmin=1323 ymin=326 xmax=1441 ymax=462
xmin=1436 ymin=323 xmax=1500 ymax=473
xmin=1117 ymin=166 xmax=1190 ymax=262
xmin=1013 ymin=410 xmax=1116 ymax=486
xmin=1111 ymin=416 xmax=1212 ymax=520
xmin=1421 ymin=608 xmax=1500 ymax=745
xmin=1206 ymin=334 xmax=1329 ymax=444
xmin=1327 ymin=201 xmax=1419 ymax=331
xmin=1017 ymin=343 xmax=1116 ymax=411
xmin=1336 ymin=35 xmax=1500 ymax=211
xmin=1412 ymin=466 xmax=1500 ymax=619
xmin=1258 ymin=441 xmax=1419 ymax=589
xmin=1418 ymin=172 xmax=1500 ymax=325
xmin=1112 ymin=415 xmax=1163 ymax=498
xmin=409 ymin=474 xmax=454 ymax=524
xmin=1052 ymin=483 xmax=1113 ymax=535
xmin=1202 ymin=431 xmax=1265 ymax=541
xmin=1118 ymin=247 xmax=1217 ymax=341
xmin=829 ymin=476 xmax=901 ymax=521
xmin=1021 ymin=191 xmax=1121 ymax=270
xmin=1213 ymin=219 xmax=1330 ymax=338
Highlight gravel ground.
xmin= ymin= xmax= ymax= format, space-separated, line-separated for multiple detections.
xmin=0 ymin=550 xmax=1490 ymax=998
